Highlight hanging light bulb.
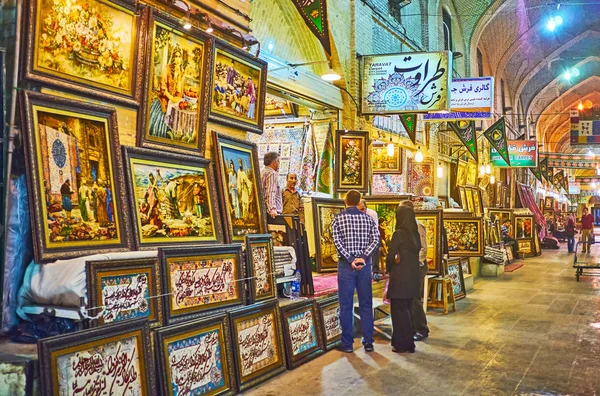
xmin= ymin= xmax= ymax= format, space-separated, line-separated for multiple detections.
xmin=387 ymin=137 xmax=395 ymax=157
xmin=578 ymin=102 xmax=584 ymax=111
xmin=437 ymin=163 xmax=443 ymax=178
xmin=490 ymin=175 xmax=496 ymax=184
xmin=479 ymin=165 xmax=486 ymax=176
xmin=415 ymin=147 xmax=424 ymax=163
xmin=593 ymin=182 xmax=597 ymax=189
xmin=485 ymin=164 xmax=491 ymax=174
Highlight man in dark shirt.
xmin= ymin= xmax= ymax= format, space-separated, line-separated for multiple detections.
xmin=581 ymin=207 xmax=594 ymax=253
xmin=281 ymin=173 xmax=303 ymax=218
xmin=332 ymin=190 xmax=380 ymax=353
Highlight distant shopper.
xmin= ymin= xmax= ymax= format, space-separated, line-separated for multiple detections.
xmin=282 ymin=173 xmax=303 ymax=217
xmin=331 ymin=190 xmax=380 ymax=353
xmin=581 ymin=207 xmax=594 ymax=253
xmin=401 ymin=200 xmax=429 ymax=341
xmin=501 ymin=219 xmax=518 ymax=258
xmin=386 ymin=205 xmax=421 ymax=353
xmin=261 ymin=152 xmax=282 ymax=218
xmin=566 ymin=213 xmax=576 ymax=253
xmin=357 ymin=199 xmax=382 ymax=281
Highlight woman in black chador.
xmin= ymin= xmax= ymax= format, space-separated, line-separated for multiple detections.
xmin=386 ymin=205 xmax=422 ymax=353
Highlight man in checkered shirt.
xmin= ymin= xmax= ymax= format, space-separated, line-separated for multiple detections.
xmin=332 ymin=190 xmax=380 ymax=353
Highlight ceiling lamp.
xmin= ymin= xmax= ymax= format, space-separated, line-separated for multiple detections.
xmin=437 ymin=163 xmax=443 ymax=178
xmin=479 ymin=165 xmax=486 ymax=176
xmin=490 ymin=175 xmax=496 ymax=184
xmin=578 ymin=102 xmax=584 ymax=111
xmin=415 ymin=147 xmax=424 ymax=163
xmin=206 ymin=24 xmax=214 ymax=33
xmin=485 ymin=164 xmax=491 ymax=175
xmin=321 ymin=68 xmax=341 ymax=82
xmin=593 ymin=182 xmax=597 ymax=189
xmin=387 ymin=137 xmax=395 ymax=157
xmin=546 ymin=15 xmax=562 ymax=32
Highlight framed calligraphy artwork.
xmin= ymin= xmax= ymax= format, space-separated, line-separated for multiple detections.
xmin=154 ymin=313 xmax=236 ymax=396
xmin=280 ymin=299 xmax=324 ymax=369
xmin=122 ymin=146 xmax=223 ymax=250
xmin=86 ymin=258 xmax=163 ymax=328
xmin=310 ymin=198 xmax=346 ymax=272
xmin=335 ymin=130 xmax=369 ymax=192
xmin=160 ymin=245 xmax=244 ymax=324
xmin=228 ymin=300 xmax=286 ymax=392
xmin=466 ymin=161 xmax=478 ymax=186
xmin=209 ymin=40 xmax=267 ymax=134
xmin=23 ymin=0 xmax=148 ymax=106
xmin=20 ymin=90 xmax=133 ymax=262
xmin=372 ymin=145 xmax=402 ymax=174
xmin=213 ymin=131 xmax=267 ymax=242
xmin=137 ymin=8 xmax=213 ymax=155
xmin=316 ymin=294 xmax=342 ymax=351
xmin=447 ymin=259 xmax=466 ymax=300
xmin=245 ymin=234 xmax=277 ymax=304
xmin=444 ymin=216 xmax=484 ymax=257
xmin=458 ymin=186 xmax=467 ymax=210
xmin=38 ymin=319 xmax=155 ymax=395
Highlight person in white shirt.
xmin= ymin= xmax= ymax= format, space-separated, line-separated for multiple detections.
xmin=401 ymin=200 xmax=429 ymax=341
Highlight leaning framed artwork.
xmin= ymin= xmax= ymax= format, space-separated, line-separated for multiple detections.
xmin=209 ymin=40 xmax=268 ymax=134
xmin=137 ymin=8 xmax=213 ymax=155
xmin=471 ymin=188 xmax=483 ymax=216
xmin=458 ymin=186 xmax=467 ymax=210
xmin=316 ymin=294 xmax=342 ymax=351
xmin=38 ymin=319 xmax=156 ymax=395
xmin=372 ymin=145 xmax=402 ymax=174
xmin=23 ymin=0 xmax=148 ymax=106
xmin=444 ymin=216 xmax=484 ymax=257
xmin=447 ymin=259 xmax=466 ymax=300
xmin=20 ymin=90 xmax=133 ymax=262
xmin=311 ymin=198 xmax=346 ymax=272
xmin=335 ymin=130 xmax=369 ymax=192
xmin=122 ymin=146 xmax=223 ymax=250
xmin=245 ymin=234 xmax=277 ymax=304
xmin=466 ymin=161 xmax=478 ymax=186
xmin=213 ymin=131 xmax=267 ymax=242
xmin=154 ymin=313 xmax=236 ymax=396
xmin=280 ymin=299 xmax=324 ymax=369
xmin=228 ymin=300 xmax=286 ymax=392
xmin=465 ymin=187 xmax=475 ymax=213
xmin=86 ymin=257 xmax=163 ymax=328
xmin=160 ymin=245 xmax=244 ymax=324
xmin=415 ymin=210 xmax=444 ymax=275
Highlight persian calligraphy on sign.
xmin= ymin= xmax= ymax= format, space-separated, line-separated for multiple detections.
xmin=361 ymin=52 xmax=452 ymax=114
xmin=322 ymin=305 xmax=341 ymax=341
xmin=56 ymin=336 xmax=142 ymax=395
xmin=287 ymin=310 xmax=317 ymax=356
xmin=101 ymin=273 xmax=150 ymax=323
xmin=251 ymin=246 xmax=271 ymax=297
xmin=423 ymin=77 xmax=494 ymax=120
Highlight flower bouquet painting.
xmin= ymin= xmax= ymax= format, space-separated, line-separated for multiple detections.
xmin=335 ymin=130 xmax=369 ymax=192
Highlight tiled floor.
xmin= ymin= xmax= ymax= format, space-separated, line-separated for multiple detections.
xmin=246 ymin=246 xmax=600 ymax=395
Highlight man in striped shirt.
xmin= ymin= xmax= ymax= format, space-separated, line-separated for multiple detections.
xmin=332 ymin=190 xmax=380 ymax=353
xmin=261 ymin=152 xmax=282 ymax=218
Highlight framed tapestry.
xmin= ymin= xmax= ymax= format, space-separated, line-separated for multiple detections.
xmin=38 ymin=319 xmax=155 ymax=395
xmin=160 ymin=245 xmax=244 ymax=324
xmin=23 ymin=0 xmax=148 ymax=106
xmin=280 ymin=299 xmax=324 ymax=369
xmin=438 ymin=195 xmax=449 ymax=209
xmin=518 ymin=240 xmax=534 ymax=257
xmin=466 ymin=161 xmax=478 ymax=186
xmin=209 ymin=40 xmax=267 ymax=134
xmin=213 ymin=131 xmax=267 ymax=242
xmin=407 ymin=159 xmax=434 ymax=196
xmin=465 ymin=188 xmax=475 ymax=213
xmin=458 ymin=186 xmax=467 ymax=210
xmin=472 ymin=188 xmax=483 ymax=217
xmin=154 ymin=313 xmax=236 ymax=396
xmin=372 ymin=145 xmax=402 ymax=174
xmin=444 ymin=216 xmax=484 ymax=257
xmin=456 ymin=161 xmax=467 ymax=185
xmin=460 ymin=257 xmax=471 ymax=275
xmin=86 ymin=258 xmax=163 ymax=328
xmin=447 ymin=258 xmax=466 ymax=300
xmin=228 ymin=300 xmax=286 ymax=392
xmin=415 ymin=210 xmax=444 ymax=275
xmin=264 ymin=93 xmax=297 ymax=117
xmin=514 ymin=215 xmax=534 ymax=240
xmin=487 ymin=209 xmax=513 ymax=226
xmin=137 ymin=8 xmax=213 ymax=155
xmin=316 ymin=294 xmax=342 ymax=351
xmin=245 ymin=234 xmax=277 ymax=304
xmin=335 ymin=130 xmax=369 ymax=192
xmin=544 ymin=197 xmax=555 ymax=210
xmin=122 ymin=146 xmax=223 ymax=250
xmin=20 ymin=90 xmax=132 ymax=262
xmin=311 ymin=198 xmax=346 ymax=272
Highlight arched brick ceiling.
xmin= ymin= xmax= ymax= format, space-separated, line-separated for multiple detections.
xmin=471 ymin=0 xmax=600 ymax=154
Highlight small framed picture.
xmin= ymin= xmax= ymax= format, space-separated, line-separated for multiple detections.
xmin=245 ymin=234 xmax=277 ymax=304
xmin=280 ymin=299 xmax=324 ymax=369
xmin=316 ymin=294 xmax=342 ymax=351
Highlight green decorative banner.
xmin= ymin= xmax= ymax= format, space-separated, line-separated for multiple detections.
xmin=483 ymin=117 xmax=510 ymax=167
xmin=291 ymin=0 xmax=331 ymax=55
xmin=553 ymin=169 xmax=565 ymax=192
xmin=539 ymin=157 xmax=550 ymax=183
xmin=449 ymin=120 xmax=478 ymax=161
xmin=399 ymin=114 xmax=417 ymax=145
xmin=316 ymin=124 xmax=334 ymax=194
xmin=530 ymin=167 xmax=542 ymax=183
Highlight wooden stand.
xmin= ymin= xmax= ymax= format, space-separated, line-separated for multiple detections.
xmin=427 ymin=277 xmax=456 ymax=314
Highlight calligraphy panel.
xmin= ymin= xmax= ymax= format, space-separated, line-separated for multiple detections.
xmin=361 ymin=51 xmax=452 ymax=114
xmin=280 ymin=299 xmax=324 ymax=369
xmin=317 ymin=296 xmax=342 ymax=351
xmin=86 ymin=258 xmax=163 ymax=328
xmin=228 ymin=300 xmax=286 ymax=392
xmin=39 ymin=319 xmax=155 ymax=395
xmin=160 ymin=245 xmax=244 ymax=324
xmin=155 ymin=314 xmax=236 ymax=396
xmin=245 ymin=234 xmax=277 ymax=304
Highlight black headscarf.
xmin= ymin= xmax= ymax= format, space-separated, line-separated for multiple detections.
xmin=393 ymin=205 xmax=421 ymax=251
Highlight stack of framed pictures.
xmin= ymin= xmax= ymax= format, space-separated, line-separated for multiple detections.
xmin=444 ymin=212 xmax=484 ymax=258
xmin=458 ymin=186 xmax=484 ymax=216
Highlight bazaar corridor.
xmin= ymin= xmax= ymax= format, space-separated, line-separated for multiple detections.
xmin=247 ymin=245 xmax=600 ymax=396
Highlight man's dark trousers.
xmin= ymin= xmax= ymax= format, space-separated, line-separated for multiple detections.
xmin=337 ymin=260 xmax=374 ymax=349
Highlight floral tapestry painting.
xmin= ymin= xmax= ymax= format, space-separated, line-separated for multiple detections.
xmin=34 ymin=0 xmax=137 ymax=95
xmin=335 ymin=131 xmax=369 ymax=192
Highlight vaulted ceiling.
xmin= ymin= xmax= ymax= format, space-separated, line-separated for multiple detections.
xmin=470 ymin=0 xmax=600 ymax=161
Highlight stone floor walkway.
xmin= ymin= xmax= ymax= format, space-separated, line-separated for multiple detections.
xmin=246 ymin=245 xmax=600 ymax=395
